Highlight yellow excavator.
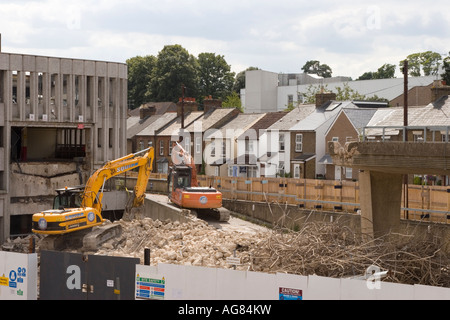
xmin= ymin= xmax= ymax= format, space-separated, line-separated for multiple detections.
xmin=32 ymin=147 xmax=154 ymax=250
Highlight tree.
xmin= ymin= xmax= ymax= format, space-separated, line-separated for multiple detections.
xmin=400 ymin=51 xmax=442 ymax=76
xmin=126 ymin=55 xmax=156 ymax=109
xmin=222 ymin=92 xmax=243 ymax=112
xmin=357 ymin=71 xmax=375 ymax=81
xmin=357 ymin=63 xmax=396 ymax=80
xmin=301 ymin=84 xmax=329 ymax=104
xmin=197 ymin=53 xmax=235 ymax=100
xmin=334 ymin=83 xmax=366 ymax=101
xmin=301 ymin=83 xmax=368 ymax=103
xmin=149 ymin=44 xmax=199 ymax=102
xmin=374 ymin=63 xmax=396 ymax=79
xmin=441 ymin=52 xmax=450 ymax=84
xmin=301 ymin=60 xmax=332 ymax=78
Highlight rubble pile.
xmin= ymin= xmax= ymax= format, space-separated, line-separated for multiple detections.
xmin=91 ymin=217 xmax=267 ymax=269
xmin=6 ymin=217 xmax=450 ymax=287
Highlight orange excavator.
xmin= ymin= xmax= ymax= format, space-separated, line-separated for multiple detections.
xmin=167 ymin=142 xmax=229 ymax=221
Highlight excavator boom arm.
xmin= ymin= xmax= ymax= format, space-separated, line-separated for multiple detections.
xmin=82 ymin=147 xmax=154 ymax=211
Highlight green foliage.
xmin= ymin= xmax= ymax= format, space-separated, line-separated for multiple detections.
xmin=334 ymin=83 xmax=366 ymax=101
xmin=301 ymin=60 xmax=332 ymax=78
xmin=197 ymin=52 xmax=235 ymax=100
xmin=127 ymin=45 xmax=244 ymax=105
xmin=284 ymin=102 xmax=295 ymax=112
xmin=301 ymin=84 xmax=329 ymax=104
xmin=442 ymin=53 xmax=450 ymax=84
xmin=148 ymin=44 xmax=200 ymax=102
xmin=126 ymin=55 xmax=156 ymax=109
xmin=400 ymin=51 xmax=442 ymax=77
xmin=357 ymin=63 xmax=396 ymax=80
xmin=222 ymin=92 xmax=243 ymax=112
xmin=301 ymin=83 xmax=389 ymax=104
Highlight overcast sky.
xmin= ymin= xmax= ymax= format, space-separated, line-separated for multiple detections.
xmin=0 ymin=0 xmax=449 ymax=79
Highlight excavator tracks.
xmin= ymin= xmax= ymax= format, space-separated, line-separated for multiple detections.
xmin=38 ymin=223 xmax=122 ymax=252
xmin=194 ymin=207 xmax=231 ymax=222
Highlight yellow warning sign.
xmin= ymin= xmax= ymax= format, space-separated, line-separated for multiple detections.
xmin=0 ymin=275 xmax=8 ymax=287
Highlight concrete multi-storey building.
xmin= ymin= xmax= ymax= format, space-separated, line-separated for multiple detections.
xmin=0 ymin=40 xmax=127 ymax=242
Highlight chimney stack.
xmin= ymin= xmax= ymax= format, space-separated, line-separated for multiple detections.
xmin=139 ymin=104 xmax=156 ymax=119
xmin=315 ymin=91 xmax=336 ymax=108
xmin=431 ymin=80 xmax=450 ymax=103
xmin=203 ymin=95 xmax=222 ymax=113
xmin=177 ymin=97 xmax=198 ymax=117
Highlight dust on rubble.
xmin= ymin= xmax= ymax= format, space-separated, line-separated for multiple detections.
xmin=21 ymin=216 xmax=270 ymax=270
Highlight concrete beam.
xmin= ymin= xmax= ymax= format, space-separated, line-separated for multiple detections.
xmin=329 ymin=141 xmax=450 ymax=175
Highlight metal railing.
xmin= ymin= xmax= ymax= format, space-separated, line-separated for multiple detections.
xmin=362 ymin=126 xmax=450 ymax=142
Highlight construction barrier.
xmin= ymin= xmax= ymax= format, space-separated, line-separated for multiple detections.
xmin=2 ymin=251 xmax=449 ymax=300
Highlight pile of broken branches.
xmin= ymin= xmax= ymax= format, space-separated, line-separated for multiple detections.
xmin=246 ymin=220 xmax=450 ymax=288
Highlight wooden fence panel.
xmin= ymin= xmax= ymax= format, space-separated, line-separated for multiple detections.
xmin=146 ymin=173 xmax=447 ymax=224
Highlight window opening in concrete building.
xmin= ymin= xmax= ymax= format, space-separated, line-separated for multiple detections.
xmin=63 ymin=74 xmax=68 ymax=107
xmin=11 ymin=127 xmax=23 ymax=162
xmin=109 ymin=78 xmax=115 ymax=107
xmin=50 ymin=73 xmax=58 ymax=107
xmin=38 ymin=73 xmax=44 ymax=108
xmin=56 ymin=128 xmax=86 ymax=159
xmin=98 ymin=128 xmax=103 ymax=148
xmin=74 ymin=75 xmax=80 ymax=107
xmin=87 ymin=76 xmax=93 ymax=107
xmin=12 ymin=71 xmax=17 ymax=104
xmin=11 ymin=127 xmax=85 ymax=162
xmin=10 ymin=214 xmax=32 ymax=237
xmin=98 ymin=77 xmax=105 ymax=107
xmin=25 ymin=72 xmax=31 ymax=106
xmin=108 ymin=128 xmax=113 ymax=148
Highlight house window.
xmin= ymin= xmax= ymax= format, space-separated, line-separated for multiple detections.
xmin=345 ymin=167 xmax=353 ymax=179
xmin=287 ymin=95 xmax=293 ymax=106
xmin=159 ymin=140 xmax=164 ymax=156
xmin=214 ymin=166 xmax=219 ymax=177
xmin=210 ymin=142 xmax=216 ymax=157
xmin=228 ymin=166 xmax=233 ymax=177
xmin=278 ymin=161 xmax=285 ymax=177
xmin=148 ymin=141 xmax=153 ymax=148
xmin=184 ymin=136 xmax=190 ymax=154
xmin=221 ymin=141 xmax=226 ymax=157
xmin=279 ymin=134 xmax=285 ymax=152
xmin=294 ymin=164 xmax=300 ymax=179
xmin=169 ymin=142 xmax=173 ymax=155
xmin=413 ymin=134 xmax=423 ymax=142
xmin=195 ymin=137 xmax=201 ymax=153
xmin=245 ymin=139 xmax=254 ymax=153
xmin=248 ymin=166 xmax=258 ymax=178
xmin=332 ymin=137 xmax=339 ymax=142
xmin=442 ymin=134 xmax=449 ymax=142
xmin=295 ymin=134 xmax=303 ymax=152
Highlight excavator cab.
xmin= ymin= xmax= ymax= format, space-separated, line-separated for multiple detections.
xmin=53 ymin=186 xmax=84 ymax=210
xmin=169 ymin=166 xmax=192 ymax=190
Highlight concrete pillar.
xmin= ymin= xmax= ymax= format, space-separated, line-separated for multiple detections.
xmin=359 ymin=170 xmax=403 ymax=239
xmin=29 ymin=72 xmax=38 ymax=119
